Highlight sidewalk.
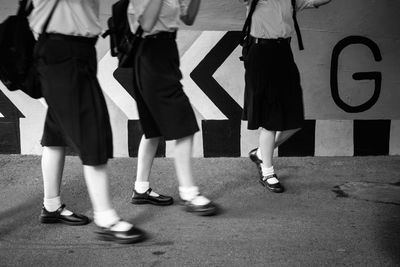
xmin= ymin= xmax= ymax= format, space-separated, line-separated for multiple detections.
xmin=0 ymin=155 xmax=399 ymax=266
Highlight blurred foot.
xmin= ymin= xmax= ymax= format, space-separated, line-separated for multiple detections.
xmin=181 ymin=195 xmax=219 ymax=216
xmin=95 ymin=220 xmax=146 ymax=244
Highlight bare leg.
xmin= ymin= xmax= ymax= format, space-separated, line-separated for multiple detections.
xmin=84 ymin=164 xmax=143 ymax=237
xmin=42 ymin=146 xmax=65 ymax=199
xmin=274 ymin=128 xmax=301 ymax=148
xmin=257 ymin=129 xmax=284 ymax=192
xmin=136 ymin=135 xmax=160 ymax=183
xmin=173 ymin=135 xmax=196 ymax=188
xmin=259 ymin=129 xmax=276 ymax=168
xmin=83 ymin=164 xmax=113 ymax=213
xmin=131 ymin=135 xmax=172 ymax=205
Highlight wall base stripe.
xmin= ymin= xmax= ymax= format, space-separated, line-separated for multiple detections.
xmin=315 ymin=120 xmax=354 ymax=156
xmin=389 ymin=120 xmax=400 ymax=155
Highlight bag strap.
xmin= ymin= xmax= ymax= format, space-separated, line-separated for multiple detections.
xmin=291 ymin=0 xmax=304 ymax=50
xmin=41 ymin=0 xmax=61 ymax=34
xmin=17 ymin=0 xmax=33 ymax=17
xmin=135 ymin=26 xmax=144 ymax=37
xmin=240 ymin=0 xmax=260 ymax=45
xmin=17 ymin=0 xmax=60 ymax=34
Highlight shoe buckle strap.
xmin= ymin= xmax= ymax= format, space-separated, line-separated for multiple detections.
xmin=56 ymin=203 xmax=66 ymax=213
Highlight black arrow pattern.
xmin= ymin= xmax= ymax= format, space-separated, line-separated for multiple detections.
xmin=190 ymin=31 xmax=243 ymax=157
xmin=0 ymin=90 xmax=24 ymax=153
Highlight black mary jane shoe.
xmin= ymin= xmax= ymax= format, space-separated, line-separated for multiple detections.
xmin=249 ymin=148 xmax=262 ymax=173
xmin=260 ymin=174 xmax=285 ymax=193
xmin=96 ymin=220 xmax=146 ymax=244
xmin=181 ymin=196 xmax=219 ymax=216
xmin=131 ymin=188 xmax=173 ymax=206
xmin=249 ymin=148 xmax=285 ymax=193
xmin=249 ymin=147 xmax=262 ymax=165
xmin=39 ymin=204 xmax=90 ymax=226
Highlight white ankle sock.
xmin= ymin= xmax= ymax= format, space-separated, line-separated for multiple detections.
xmin=94 ymin=209 xmax=119 ymax=227
xmin=94 ymin=209 xmax=131 ymax=231
xmin=179 ymin=186 xmax=199 ymax=200
xmin=190 ymin=195 xmax=211 ymax=206
xmin=179 ymin=186 xmax=210 ymax=205
xmin=43 ymin=196 xmax=72 ymax=216
xmin=261 ymin=166 xmax=279 ymax=184
xmin=135 ymin=181 xmax=149 ymax=193
xmin=261 ymin=166 xmax=274 ymax=177
xmin=109 ymin=220 xmax=133 ymax=232
xmin=134 ymin=181 xmax=159 ymax=197
xmin=266 ymin=176 xmax=279 ymax=184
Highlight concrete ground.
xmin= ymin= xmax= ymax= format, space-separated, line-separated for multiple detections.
xmin=0 ymin=155 xmax=399 ymax=267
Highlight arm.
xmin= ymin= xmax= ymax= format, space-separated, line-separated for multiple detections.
xmin=138 ymin=0 xmax=163 ymax=32
xmin=313 ymin=0 xmax=332 ymax=8
xmin=180 ymin=0 xmax=201 ymax=26
xmin=297 ymin=0 xmax=332 ymax=10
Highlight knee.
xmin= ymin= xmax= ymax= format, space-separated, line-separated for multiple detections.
xmin=150 ymin=136 xmax=161 ymax=144
xmin=142 ymin=135 xmax=161 ymax=145
xmin=176 ymin=134 xmax=194 ymax=144
xmin=42 ymin=146 xmax=66 ymax=156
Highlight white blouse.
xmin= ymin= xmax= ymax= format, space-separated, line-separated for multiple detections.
xmin=29 ymin=0 xmax=102 ymax=38
xmin=250 ymin=0 xmax=317 ymax=39
xmin=128 ymin=0 xmax=189 ymax=36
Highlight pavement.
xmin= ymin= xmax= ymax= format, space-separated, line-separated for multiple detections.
xmin=0 ymin=155 xmax=400 ymax=267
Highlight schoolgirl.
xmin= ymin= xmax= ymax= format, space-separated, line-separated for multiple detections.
xmin=127 ymin=0 xmax=219 ymax=215
xmin=241 ymin=0 xmax=332 ymax=193
xmin=30 ymin=0 xmax=145 ymax=244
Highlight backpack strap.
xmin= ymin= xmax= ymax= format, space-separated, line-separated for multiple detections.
xmin=291 ymin=0 xmax=304 ymax=50
xmin=41 ymin=0 xmax=61 ymax=34
xmin=102 ymin=0 xmax=131 ymax=38
xmin=17 ymin=0 xmax=33 ymax=17
xmin=240 ymin=0 xmax=260 ymax=45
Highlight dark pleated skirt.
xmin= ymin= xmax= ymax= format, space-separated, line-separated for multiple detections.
xmin=133 ymin=37 xmax=199 ymax=140
xmin=36 ymin=34 xmax=113 ymax=165
xmin=242 ymin=40 xmax=305 ymax=131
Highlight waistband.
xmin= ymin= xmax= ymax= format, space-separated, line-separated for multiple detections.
xmin=250 ymin=37 xmax=291 ymax=45
xmin=144 ymin=31 xmax=177 ymax=40
xmin=39 ymin=33 xmax=98 ymax=45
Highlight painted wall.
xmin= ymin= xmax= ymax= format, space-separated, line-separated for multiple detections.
xmin=0 ymin=0 xmax=399 ymax=157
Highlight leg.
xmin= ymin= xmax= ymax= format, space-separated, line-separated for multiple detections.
xmin=259 ymin=129 xmax=276 ymax=168
xmin=136 ymin=135 xmax=160 ymax=183
xmin=174 ymin=135 xmax=218 ymax=216
xmin=174 ymin=135 xmax=196 ymax=188
xmin=249 ymin=128 xmax=284 ymax=193
xmin=83 ymin=164 xmax=113 ymax=213
xmin=40 ymin=146 xmax=91 ymax=224
xmin=131 ymin=135 xmax=173 ymax=205
xmin=83 ymin=164 xmax=145 ymax=243
xmin=274 ymin=128 xmax=301 ymax=148
xmin=42 ymin=146 xmax=65 ymax=199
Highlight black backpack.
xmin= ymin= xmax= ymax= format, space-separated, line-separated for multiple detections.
xmin=0 ymin=0 xmax=59 ymax=99
xmin=0 ymin=0 xmax=38 ymax=97
xmin=102 ymin=0 xmax=143 ymax=68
